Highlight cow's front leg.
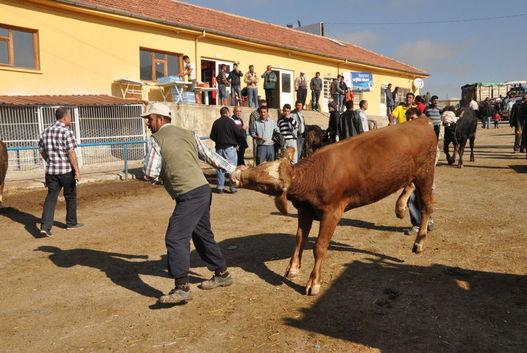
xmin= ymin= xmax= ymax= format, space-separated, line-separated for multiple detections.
xmin=305 ymin=210 xmax=342 ymax=295
xmin=395 ymin=183 xmax=415 ymax=219
xmin=285 ymin=207 xmax=313 ymax=278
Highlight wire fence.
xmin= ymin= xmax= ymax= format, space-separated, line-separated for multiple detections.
xmin=0 ymin=104 xmax=146 ymax=173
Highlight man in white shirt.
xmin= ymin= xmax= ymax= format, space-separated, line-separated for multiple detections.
xmin=180 ymin=55 xmax=199 ymax=103
xmin=357 ymin=100 xmax=370 ymax=133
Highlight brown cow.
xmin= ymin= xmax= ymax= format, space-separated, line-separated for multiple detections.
xmin=232 ymin=118 xmax=437 ymax=295
xmin=0 ymin=140 xmax=7 ymax=204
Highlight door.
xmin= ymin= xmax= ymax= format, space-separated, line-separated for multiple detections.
xmin=215 ymin=60 xmax=234 ymax=100
xmin=380 ymin=84 xmax=387 ymax=117
xmin=278 ymin=69 xmax=294 ymax=108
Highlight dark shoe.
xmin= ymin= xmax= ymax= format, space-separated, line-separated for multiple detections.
xmin=199 ymin=274 xmax=233 ymax=290
xmin=404 ymin=226 xmax=419 ymax=236
xmin=40 ymin=229 xmax=53 ymax=237
xmin=212 ymin=188 xmax=224 ymax=194
xmin=66 ymin=223 xmax=84 ymax=230
xmin=158 ymin=288 xmax=192 ymax=304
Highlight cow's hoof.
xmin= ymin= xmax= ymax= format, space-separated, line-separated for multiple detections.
xmin=285 ymin=267 xmax=300 ymax=278
xmin=470 ymin=157 xmax=475 ymax=162
xmin=457 ymin=164 xmax=463 ymax=169
xmin=412 ymin=243 xmax=423 ymax=253
xmin=305 ymin=284 xmax=321 ymax=296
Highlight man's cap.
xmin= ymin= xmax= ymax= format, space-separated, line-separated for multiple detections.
xmin=141 ymin=102 xmax=171 ymax=118
xmin=300 ymin=70 xmax=305 ymax=74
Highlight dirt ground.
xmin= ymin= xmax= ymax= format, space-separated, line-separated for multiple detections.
xmin=1 ymin=128 xmax=526 ymax=353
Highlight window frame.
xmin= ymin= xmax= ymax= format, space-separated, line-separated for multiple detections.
xmin=139 ymin=47 xmax=183 ymax=82
xmin=0 ymin=23 xmax=40 ymax=70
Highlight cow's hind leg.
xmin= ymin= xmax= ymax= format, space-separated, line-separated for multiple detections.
xmin=285 ymin=207 xmax=314 ymax=278
xmin=305 ymin=208 xmax=342 ymax=295
xmin=412 ymin=176 xmax=434 ymax=253
xmin=457 ymin=138 xmax=467 ymax=168
xmin=395 ymin=183 xmax=415 ymax=219
xmin=469 ymin=135 xmax=475 ymax=162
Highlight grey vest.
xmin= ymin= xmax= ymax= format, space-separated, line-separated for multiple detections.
xmin=153 ymin=125 xmax=208 ymax=198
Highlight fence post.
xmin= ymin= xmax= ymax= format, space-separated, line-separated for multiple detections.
xmin=124 ymin=144 xmax=129 ymax=180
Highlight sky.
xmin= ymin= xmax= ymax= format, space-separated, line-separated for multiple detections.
xmin=183 ymin=0 xmax=526 ymax=99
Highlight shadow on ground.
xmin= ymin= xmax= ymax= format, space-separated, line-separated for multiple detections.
xmin=270 ymin=212 xmax=407 ymax=233
xmin=35 ymin=233 xmax=403 ymax=300
xmin=286 ymin=259 xmax=527 ymax=353
xmin=0 ymin=207 xmax=66 ymax=238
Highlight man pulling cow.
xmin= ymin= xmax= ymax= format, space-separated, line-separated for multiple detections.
xmin=142 ymin=103 xmax=238 ymax=305
xmin=232 ymin=117 xmax=437 ymax=295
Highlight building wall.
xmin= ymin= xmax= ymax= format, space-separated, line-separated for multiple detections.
xmin=0 ymin=0 xmax=421 ymax=116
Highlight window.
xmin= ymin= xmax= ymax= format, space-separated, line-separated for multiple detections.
xmin=0 ymin=24 xmax=39 ymax=69
xmin=139 ymin=48 xmax=181 ymax=81
xmin=281 ymin=72 xmax=291 ymax=93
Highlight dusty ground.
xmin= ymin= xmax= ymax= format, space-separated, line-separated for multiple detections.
xmin=0 ymin=128 xmax=526 ymax=353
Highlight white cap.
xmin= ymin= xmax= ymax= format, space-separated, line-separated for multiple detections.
xmin=141 ymin=102 xmax=171 ymax=118
xmin=300 ymin=70 xmax=305 ymax=74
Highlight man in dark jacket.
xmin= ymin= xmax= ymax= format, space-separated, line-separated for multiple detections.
xmin=228 ymin=63 xmax=243 ymax=106
xmin=327 ymin=101 xmax=340 ymax=143
xmin=310 ymin=72 xmax=323 ymax=111
xmin=338 ymin=100 xmax=363 ymax=140
xmin=385 ymin=83 xmax=395 ymax=116
xmin=210 ymin=106 xmax=246 ymax=193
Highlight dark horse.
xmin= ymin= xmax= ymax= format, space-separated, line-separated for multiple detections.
xmin=444 ymin=106 xmax=478 ymax=168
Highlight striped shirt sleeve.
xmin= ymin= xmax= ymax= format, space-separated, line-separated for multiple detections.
xmin=194 ymin=133 xmax=236 ymax=174
xmin=143 ymin=137 xmax=162 ymax=179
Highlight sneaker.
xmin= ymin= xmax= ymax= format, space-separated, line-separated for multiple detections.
xmin=199 ymin=274 xmax=233 ymax=290
xmin=212 ymin=188 xmax=224 ymax=194
xmin=66 ymin=223 xmax=84 ymax=230
xmin=158 ymin=288 xmax=192 ymax=304
xmin=40 ymin=229 xmax=53 ymax=237
xmin=227 ymin=189 xmax=238 ymax=194
xmin=404 ymin=226 xmax=419 ymax=236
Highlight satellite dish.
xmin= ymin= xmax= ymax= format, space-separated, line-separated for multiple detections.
xmin=413 ymin=78 xmax=424 ymax=90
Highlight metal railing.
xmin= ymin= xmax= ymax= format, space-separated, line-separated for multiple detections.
xmin=6 ymin=140 xmax=146 ymax=180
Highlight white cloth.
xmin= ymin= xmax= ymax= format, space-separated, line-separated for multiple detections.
xmin=358 ymin=110 xmax=369 ymax=132
xmin=186 ymin=62 xmax=196 ymax=80
xmin=441 ymin=111 xmax=458 ymax=124
xmin=469 ymin=99 xmax=479 ymax=111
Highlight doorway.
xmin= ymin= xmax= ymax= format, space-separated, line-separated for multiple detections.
xmin=270 ymin=69 xmax=294 ymax=109
xmin=380 ymin=84 xmax=387 ymax=117
xmin=200 ymin=59 xmax=235 ymax=105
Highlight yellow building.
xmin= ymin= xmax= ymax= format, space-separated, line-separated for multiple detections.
xmin=0 ymin=0 xmax=428 ymax=116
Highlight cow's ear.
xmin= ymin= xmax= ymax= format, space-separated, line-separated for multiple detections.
xmin=282 ymin=147 xmax=296 ymax=162
xmin=274 ymin=192 xmax=288 ymax=215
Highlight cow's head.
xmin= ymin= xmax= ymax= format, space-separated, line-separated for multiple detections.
xmin=231 ymin=147 xmax=295 ymax=215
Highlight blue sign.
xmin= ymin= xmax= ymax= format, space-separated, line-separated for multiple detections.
xmin=351 ymin=72 xmax=373 ymax=92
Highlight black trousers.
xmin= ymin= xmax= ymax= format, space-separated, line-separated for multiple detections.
xmin=41 ymin=171 xmax=77 ymax=231
xmin=165 ymin=184 xmax=226 ymax=285
xmin=265 ymin=88 xmax=274 ymax=108
xmin=433 ymin=124 xmax=440 ymax=140
xmin=297 ymin=88 xmax=307 ymax=106
xmin=237 ymin=147 xmax=246 ymax=166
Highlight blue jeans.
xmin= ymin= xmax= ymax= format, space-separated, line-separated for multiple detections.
xmin=231 ymin=85 xmax=241 ymax=106
xmin=256 ymin=145 xmax=275 ymax=165
xmin=247 ymin=87 xmax=258 ymax=107
xmin=311 ymin=90 xmax=320 ymax=110
xmin=407 ymin=191 xmax=421 ymax=227
xmin=215 ymin=146 xmax=237 ymax=191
